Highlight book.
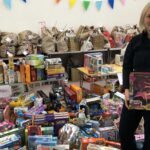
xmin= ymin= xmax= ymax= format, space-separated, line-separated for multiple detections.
xmin=129 ymin=72 xmax=150 ymax=110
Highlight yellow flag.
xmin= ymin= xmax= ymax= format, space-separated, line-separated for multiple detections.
xmin=69 ymin=0 xmax=77 ymax=8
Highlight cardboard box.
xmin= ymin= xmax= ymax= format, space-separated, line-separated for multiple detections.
xmin=71 ymin=68 xmax=80 ymax=81
xmin=90 ymin=83 xmax=110 ymax=96
xmin=129 ymin=72 xmax=150 ymax=110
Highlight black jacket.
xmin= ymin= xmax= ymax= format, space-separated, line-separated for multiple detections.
xmin=123 ymin=31 xmax=150 ymax=89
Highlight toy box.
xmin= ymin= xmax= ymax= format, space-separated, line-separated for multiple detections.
xmin=28 ymin=135 xmax=57 ymax=150
xmin=86 ymin=96 xmax=103 ymax=118
xmin=64 ymin=86 xmax=77 ymax=102
xmin=129 ymin=72 xmax=150 ymax=110
xmin=99 ymin=126 xmax=119 ymax=141
xmin=26 ymin=54 xmax=45 ymax=66
xmin=70 ymin=84 xmax=82 ymax=103
xmin=0 ymin=134 xmax=21 ymax=149
xmin=115 ymin=54 xmax=123 ymax=66
xmin=101 ymin=65 xmax=114 ymax=74
xmin=0 ymin=127 xmax=25 ymax=146
xmin=80 ymin=138 xmax=121 ymax=150
xmin=54 ymin=112 xmax=69 ymax=136
xmin=25 ymin=126 xmax=54 ymax=143
xmin=84 ymin=52 xmax=103 ymax=74
xmin=87 ymin=143 xmax=120 ymax=150
xmin=37 ymin=144 xmax=69 ymax=150
xmin=90 ymin=83 xmax=111 ymax=96
xmin=80 ymin=138 xmax=105 ymax=150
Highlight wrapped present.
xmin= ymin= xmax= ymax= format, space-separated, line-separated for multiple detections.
xmin=58 ymin=123 xmax=79 ymax=147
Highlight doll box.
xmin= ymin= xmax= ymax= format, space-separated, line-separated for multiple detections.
xmin=129 ymin=72 xmax=150 ymax=110
xmin=99 ymin=126 xmax=119 ymax=141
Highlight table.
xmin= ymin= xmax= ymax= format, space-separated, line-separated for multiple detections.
xmin=77 ymin=64 xmax=122 ymax=88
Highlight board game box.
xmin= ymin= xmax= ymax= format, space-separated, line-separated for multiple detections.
xmin=129 ymin=72 xmax=150 ymax=110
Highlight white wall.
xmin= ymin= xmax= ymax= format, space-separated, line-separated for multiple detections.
xmin=0 ymin=0 xmax=149 ymax=33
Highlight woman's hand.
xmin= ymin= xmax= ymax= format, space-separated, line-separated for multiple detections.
xmin=124 ymin=89 xmax=130 ymax=109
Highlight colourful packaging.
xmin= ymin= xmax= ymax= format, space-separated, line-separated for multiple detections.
xmin=20 ymin=63 xmax=25 ymax=83
xmin=28 ymin=135 xmax=57 ymax=150
xmin=0 ymin=134 xmax=21 ymax=149
xmin=0 ymin=127 xmax=25 ymax=146
xmin=70 ymin=84 xmax=82 ymax=103
xmin=25 ymin=64 xmax=31 ymax=84
xmin=99 ymin=126 xmax=119 ymax=141
xmin=30 ymin=66 xmax=37 ymax=82
xmin=129 ymin=72 xmax=150 ymax=110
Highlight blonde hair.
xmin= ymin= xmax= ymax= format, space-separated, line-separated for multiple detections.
xmin=139 ymin=2 xmax=150 ymax=32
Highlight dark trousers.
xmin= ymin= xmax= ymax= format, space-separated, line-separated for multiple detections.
xmin=119 ymin=104 xmax=150 ymax=150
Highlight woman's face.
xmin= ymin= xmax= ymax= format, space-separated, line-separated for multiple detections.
xmin=144 ymin=8 xmax=150 ymax=32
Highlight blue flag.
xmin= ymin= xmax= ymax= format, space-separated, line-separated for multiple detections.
xmin=3 ymin=0 xmax=11 ymax=9
xmin=108 ymin=0 xmax=114 ymax=9
xmin=22 ymin=0 xmax=27 ymax=3
xmin=96 ymin=0 xmax=102 ymax=11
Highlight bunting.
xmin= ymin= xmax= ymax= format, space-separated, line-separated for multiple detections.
xmin=3 ymin=0 xmax=11 ymax=9
xmin=83 ymin=0 xmax=91 ymax=11
xmin=121 ymin=0 xmax=126 ymax=6
xmin=95 ymin=0 xmax=103 ymax=11
xmin=108 ymin=0 xmax=114 ymax=9
xmin=2 ymin=0 xmax=129 ymax=11
xmin=55 ymin=0 xmax=61 ymax=4
xmin=69 ymin=0 xmax=77 ymax=8
xmin=22 ymin=0 xmax=27 ymax=3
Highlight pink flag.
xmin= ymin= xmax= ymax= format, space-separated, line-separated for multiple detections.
xmin=121 ymin=0 xmax=126 ymax=6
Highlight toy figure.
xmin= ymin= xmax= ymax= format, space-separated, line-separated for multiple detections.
xmin=78 ymin=107 xmax=86 ymax=120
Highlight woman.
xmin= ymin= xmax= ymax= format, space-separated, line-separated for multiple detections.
xmin=119 ymin=2 xmax=150 ymax=150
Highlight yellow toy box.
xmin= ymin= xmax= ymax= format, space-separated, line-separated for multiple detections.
xmin=70 ymin=84 xmax=82 ymax=103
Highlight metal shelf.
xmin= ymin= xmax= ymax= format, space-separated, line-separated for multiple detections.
xmin=0 ymin=56 xmax=25 ymax=61
xmin=48 ymin=49 xmax=107 ymax=55
xmin=0 ymin=48 xmax=121 ymax=60
xmin=0 ymin=77 xmax=65 ymax=87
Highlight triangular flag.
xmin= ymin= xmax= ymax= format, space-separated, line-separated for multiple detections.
xmin=96 ymin=0 xmax=103 ymax=11
xmin=69 ymin=0 xmax=77 ymax=8
xmin=3 ymin=0 xmax=11 ymax=9
xmin=22 ymin=0 xmax=27 ymax=3
xmin=55 ymin=0 xmax=61 ymax=4
xmin=121 ymin=0 xmax=126 ymax=6
xmin=83 ymin=0 xmax=91 ymax=11
xmin=108 ymin=0 xmax=114 ymax=9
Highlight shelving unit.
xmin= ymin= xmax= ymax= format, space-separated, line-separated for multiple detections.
xmin=0 ymin=48 xmax=121 ymax=83
xmin=0 ymin=77 xmax=65 ymax=86
xmin=0 ymin=48 xmax=121 ymax=60
xmin=0 ymin=56 xmax=25 ymax=61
